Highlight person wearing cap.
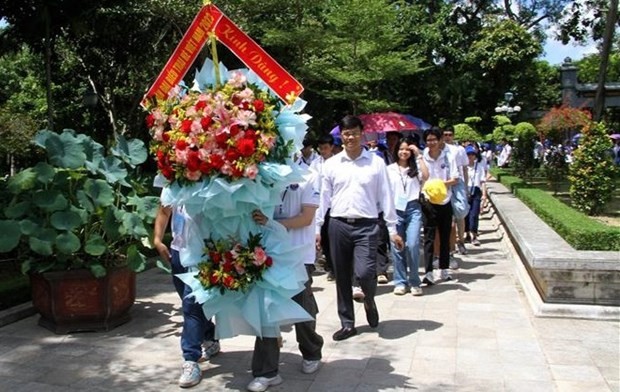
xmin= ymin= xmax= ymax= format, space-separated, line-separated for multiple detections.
xmin=316 ymin=115 xmax=403 ymax=341
xmin=421 ymin=127 xmax=459 ymax=284
xmin=464 ymin=145 xmax=486 ymax=246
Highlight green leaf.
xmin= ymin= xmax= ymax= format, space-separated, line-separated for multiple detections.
xmin=82 ymin=137 xmax=105 ymax=173
xmin=44 ymin=130 xmax=87 ymax=169
xmin=83 ymin=178 xmax=115 ymax=207
xmin=103 ymin=207 xmax=121 ymax=240
xmin=89 ymin=263 xmax=107 ymax=278
xmin=33 ymin=189 xmax=68 ymax=212
xmin=7 ymin=168 xmax=37 ymax=193
xmin=55 ymin=232 xmax=81 ymax=254
xmin=21 ymin=259 xmax=33 ymax=275
xmin=33 ymin=162 xmax=56 ymax=184
xmin=76 ymin=190 xmax=95 ymax=212
xmin=126 ymin=244 xmax=146 ymax=272
xmin=126 ymin=195 xmax=160 ymax=220
xmin=84 ymin=234 xmax=107 ymax=256
xmin=29 ymin=228 xmax=57 ymax=255
xmin=20 ymin=218 xmax=40 ymax=235
xmin=0 ymin=220 xmax=21 ymax=252
xmin=33 ymin=129 xmax=57 ymax=149
xmin=98 ymin=156 xmax=128 ymax=185
xmin=5 ymin=201 xmax=31 ymax=219
xmin=112 ymin=136 xmax=147 ymax=166
xmin=51 ymin=210 xmax=84 ymax=230
xmin=121 ymin=213 xmax=148 ymax=237
xmin=156 ymin=259 xmax=172 ymax=274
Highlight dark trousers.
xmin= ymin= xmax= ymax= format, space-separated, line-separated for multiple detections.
xmin=465 ymin=187 xmax=482 ymax=234
xmin=423 ymin=203 xmax=453 ymax=272
xmin=376 ymin=212 xmax=390 ymax=276
xmin=328 ymin=217 xmax=379 ymax=327
xmin=170 ymin=250 xmax=216 ymax=362
xmin=251 ymin=265 xmax=323 ymax=377
xmin=320 ymin=210 xmax=334 ymax=273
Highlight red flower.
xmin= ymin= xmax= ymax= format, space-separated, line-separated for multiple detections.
xmin=201 ymin=116 xmax=213 ymax=130
xmin=186 ymin=150 xmax=201 ymax=172
xmin=225 ymin=149 xmax=241 ymax=162
xmin=237 ymin=138 xmax=256 ymax=157
xmin=199 ymin=161 xmax=211 ymax=174
xmin=175 ymin=139 xmax=188 ymax=151
xmin=223 ymin=275 xmax=235 ymax=288
xmin=215 ymin=132 xmax=229 ymax=147
xmin=229 ymin=124 xmax=240 ymax=137
xmin=209 ymin=154 xmax=225 ymax=170
xmin=180 ymin=119 xmax=193 ymax=134
xmin=210 ymin=251 xmax=221 ymax=264
xmin=231 ymin=166 xmax=244 ymax=178
xmin=162 ymin=132 xmax=171 ymax=142
xmin=254 ymin=99 xmax=265 ymax=112
xmin=224 ymin=251 xmax=234 ymax=264
xmin=145 ymin=113 xmax=155 ymax=128
xmin=195 ymin=100 xmax=207 ymax=110
xmin=210 ymin=273 xmax=220 ymax=285
xmin=231 ymin=95 xmax=242 ymax=106
xmin=245 ymin=129 xmax=257 ymax=140
xmin=222 ymin=261 xmax=233 ymax=273
xmin=265 ymin=256 xmax=273 ymax=267
xmin=161 ymin=165 xmax=174 ymax=180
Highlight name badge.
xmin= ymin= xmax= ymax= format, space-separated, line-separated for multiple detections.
xmin=395 ymin=195 xmax=408 ymax=211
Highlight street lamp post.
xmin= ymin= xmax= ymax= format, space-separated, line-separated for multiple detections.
xmin=495 ymin=91 xmax=521 ymax=117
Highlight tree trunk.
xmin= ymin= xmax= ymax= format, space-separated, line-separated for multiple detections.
xmin=44 ymin=5 xmax=54 ymax=131
xmin=593 ymin=0 xmax=619 ymax=121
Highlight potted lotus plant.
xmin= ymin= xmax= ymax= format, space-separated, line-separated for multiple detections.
xmin=0 ymin=129 xmax=160 ymax=333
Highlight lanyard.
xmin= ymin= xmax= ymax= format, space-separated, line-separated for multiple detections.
xmin=399 ymin=169 xmax=408 ymax=192
xmin=278 ymin=186 xmax=289 ymax=215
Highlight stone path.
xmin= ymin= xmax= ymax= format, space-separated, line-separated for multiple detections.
xmin=0 ymin=210 xmax=618 ymax=391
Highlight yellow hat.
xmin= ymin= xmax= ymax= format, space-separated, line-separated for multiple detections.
xmin=422 ymin=179 xmax=447 ymax=204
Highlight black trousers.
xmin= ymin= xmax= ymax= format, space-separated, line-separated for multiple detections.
xmin=423 ymin=202 xmax=453 ymax=272
xmin=320 ymin=210 xmax=334 ymax=273
xmin=251 ymin=265 xmax=323 ymax=377
xmin=328 ymin=217 xmax=379 ymax=327
xmin=376 ymin=212 xmax=390 ymax=276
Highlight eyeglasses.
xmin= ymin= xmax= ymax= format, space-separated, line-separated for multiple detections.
xmin=443 ymin=133 xmax=453 ymax=137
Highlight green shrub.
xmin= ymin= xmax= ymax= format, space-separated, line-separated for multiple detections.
xmin=512 ymin=122 xmax=538 ymax=179
xmin=491 ymin=169 xmax=620 ymax=251
xmin=569 ymin=122 xmax=618 ymax=215
xmin=454 ymin=123 xmax=482 ymax=142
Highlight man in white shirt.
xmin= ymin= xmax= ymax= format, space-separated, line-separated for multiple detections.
xmin=497 ymin=138 xmax=512 ymax=168
xmin=310 ymin=134 xmax=336 ymax=281
xmin=250 ymin=172 xmax=324 ymax=391
xmin=317 ymin=115 xmax=403 ymax=341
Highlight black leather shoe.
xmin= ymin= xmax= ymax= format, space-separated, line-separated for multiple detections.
xmin=332 ymin=327 xmax=357 ymax=341
xmin=365 ymin=301 xmax=379 ymax=328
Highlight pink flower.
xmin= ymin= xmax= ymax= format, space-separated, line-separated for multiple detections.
xmin=253 ymin=247 xmax=267 ymax=266
xmin=236 ymin=110 xmax=257 ymax=127
xmin=184 ymin=169 xmax=201 ymax=181
xmin=234 ymin=263 xmax=246 ymax=275
xmin=227 ymin=71 xmax=247 ymax=88
xmin=244 ymin=164 xmax=259 ymax=180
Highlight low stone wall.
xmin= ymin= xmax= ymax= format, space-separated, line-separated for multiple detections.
xmin=486 ymin=180 xmax=620 ymax=319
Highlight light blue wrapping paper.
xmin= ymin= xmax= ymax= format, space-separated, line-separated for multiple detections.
xmin=162 ymin=60 xmax=313 ymax=338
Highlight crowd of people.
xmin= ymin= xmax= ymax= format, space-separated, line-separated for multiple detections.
xmin=154 ymin=115 xmax=496 ymax=391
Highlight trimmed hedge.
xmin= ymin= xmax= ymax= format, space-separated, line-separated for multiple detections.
xmin=491 ymin=168 xmax=620 ymax=251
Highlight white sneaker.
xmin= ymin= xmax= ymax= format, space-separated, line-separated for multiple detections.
xmin=449 ymin=257 xmax=459 ymax=270
xmin=393 ymin=286 xmax=408 ymax=296
xmin=247 ymin=374 xmax=283 ymax=392
xmin=411 ymin=286 xmax=424 ymax=296
xmin=422 ymin=272 xmax=435 ymax=285
xmin=301 ymin=359 xmax=321 ymax=374
xmin=440 ymin=269 xmax=452 ymax=281
xmin=352 ymin=286 xmax=365 ymax=302
xmin=179 ymin=361 xmax=201 ymax=388
xmin=432 ymin=257 xmax=439 ymax=269
xmin=199 ymin=340 xmax=220 ymax=362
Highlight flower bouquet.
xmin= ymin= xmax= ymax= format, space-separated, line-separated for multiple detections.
xmin=197 ymin=233 xmax=273 ymax=294
xmin=148 ymin=59 xmax=312 ymax=338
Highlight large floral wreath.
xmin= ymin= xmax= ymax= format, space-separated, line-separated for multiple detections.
xmin=145 ymin=71 xmax=290 ymax=184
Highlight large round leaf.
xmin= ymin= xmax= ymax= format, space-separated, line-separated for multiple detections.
xmin=84 ymin=234 xmax=107 ymax=256
xmin=7 ymin=168 xmax=37 ymax=193
xmin=121 ymin=213 xmax=148 ymax=238
xmin=20 ymin=218 xmax=41 ymax=235
xmin=5 ymin=201 xmax=31 ymax=219
xmin=51 ymin=210 xmax=84 ymax=230
xmin=44 ymin=130 xmax=87 ymax=169
xmin=76 ymin=190 xmax=95 ymax=213
xmin=29 ymin=228 xmax=57 ymax=256
xmin=55 ymin=232 xmax=81 ymax=254
xmin=98 ymin=156 xmax=128 ymax=185
xmin=33 ymin=189 xmax=68 ymax=212
xmin=112 ymin=136 xmax=147 ymax=166
xmin=0 ymin=220 xmax=20 ymax=252
xmin=83 ymin=179 xmax=115 ymax=207
xmin=127 ymin=244 xmax=146 ymax=272
xmin=33 ymin=162 xmax=56 ymax=184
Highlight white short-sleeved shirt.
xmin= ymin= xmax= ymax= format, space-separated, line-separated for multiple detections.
xmin=446 ymin=143 xmax=468 ymax=179
xmin=467 ymin=160 xmax=486 ymax=191
xmin=422 ymin=146 xmax=459 ymax=205
xmin=274 ymin=172 xmax=320 ymax=265
xmin=159 ymin=187 xmax=188 ymax=251
xmin=386 ymin=163 xmax=422 ymax=209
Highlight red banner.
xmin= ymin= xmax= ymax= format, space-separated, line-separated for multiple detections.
xmin=214 ymin=12 xmax=304 ymax=102
xmin=143 ymin=6 xmax=222 ymax=104
xmin=144 ymin=4 xmax=303 ymax=105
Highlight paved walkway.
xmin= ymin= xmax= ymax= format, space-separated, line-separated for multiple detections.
xmin=0 ymin=210 xmax=618 ymax=392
